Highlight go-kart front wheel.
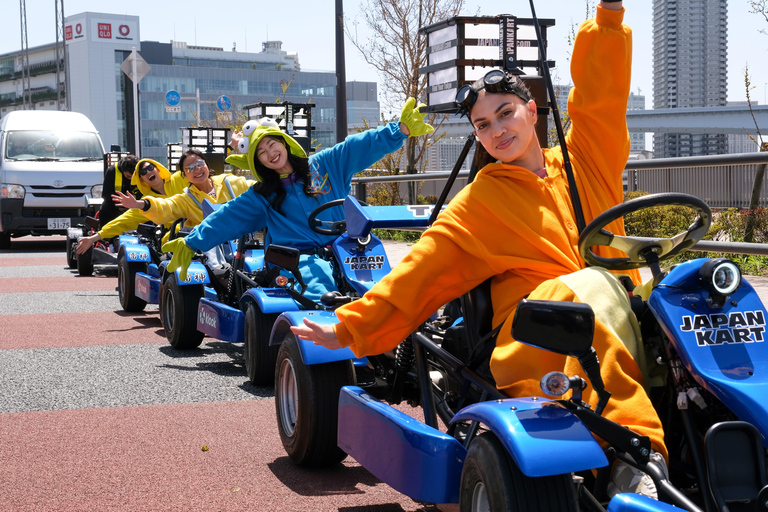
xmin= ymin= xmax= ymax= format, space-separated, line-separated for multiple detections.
xmin=76 ymin=247 xmax=94 ymax=276
xmin=65 ymin=237 xmax=77 ymax=269
xmin=460 ymin=431 xmax=578 ymax=512
xmin=243 ymin=303 xmax=279 ymax=385
xmin=160 ymin=277 xmax=204 ymax=349
xmin=275 ymin=332 xmax=354 ymax=467
xmin=118 ymin=253 xmax=148 ymax=312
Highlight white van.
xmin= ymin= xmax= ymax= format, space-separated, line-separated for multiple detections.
xmin=0 ymin=110 xmax=105 ymax=249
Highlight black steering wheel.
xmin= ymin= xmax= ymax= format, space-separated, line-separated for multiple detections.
xmin=578 ymin=193 xmax=711 ymax=271
xmin=168 ymin=218 xmax=188 ymax=241
xmin=308 ymin=198 xmax=367 ymax=236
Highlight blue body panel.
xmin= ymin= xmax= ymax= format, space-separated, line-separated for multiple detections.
xmin=332 ymin=234 xmax=391 ymax=296
xmin=338 ymin=386 xmax=466 ymax=504
xmin=135 ymin=272 xmax=160 ymax=304
xmin=270 ymin=312 xmax=363 ymax=365
xmin=203 ymin=286 xmax=217 ymax=301
xmin=648 ymin=258 xmax=768 ymax=445
xmin=174 ymin=260 xmax=210 ymax=285
xmin=243 ymin=287 xmax=300 ymax=315
xmin=120 ymin=242 xmax=151 ymax=263
xmin=243 ymin=251 xmax=264 ymax=273
xmin=344 ymin=196 xmax=434 ymax=239
xmin=607 ymin=494 xmax=680 ymax=512
xmin=197 ymin=298 xmax=244 ymax=343
xmin=451 ymin=399 xmax=608 ymax=477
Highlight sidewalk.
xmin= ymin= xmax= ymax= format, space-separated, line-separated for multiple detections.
xmin=382 ymin=240 xmax=768 ymax=306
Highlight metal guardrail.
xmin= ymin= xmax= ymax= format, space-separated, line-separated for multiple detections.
xmin=351 ymin=156 xmax=768 ymax=257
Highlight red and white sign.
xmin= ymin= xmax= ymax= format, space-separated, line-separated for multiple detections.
xmin=119 ymin=25 xmax=130 ymax=37
xmin=98 ymin=23 xmax=112 ymax=39
xmin=64 ymin=22 xmax=86 ymax=44
xmin=65 ymin=25 xmax=72 ymax=40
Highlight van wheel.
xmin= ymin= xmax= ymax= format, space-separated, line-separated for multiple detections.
xmin=0 ymin=233 xmax=10 ymax=250
xmin=77 ymin=247 xmax=94 ymax=276
xmin=160 ymin=277 xmax=204 ymax=349
xmin=118 ymin=253 xmax=148 ymax=312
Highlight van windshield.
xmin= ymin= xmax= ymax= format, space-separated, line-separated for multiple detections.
xmin=6 ymin=130 xmax=103 ymax=162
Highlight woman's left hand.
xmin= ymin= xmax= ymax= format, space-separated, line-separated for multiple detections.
xmin=290 ymin=318 xmax=343 ymax=350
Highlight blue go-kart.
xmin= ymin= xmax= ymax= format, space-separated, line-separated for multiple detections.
xmin=270 ymin=192 xmax=768 ymax=512
xmin=192 ymin=197 xmax=430 ymax=386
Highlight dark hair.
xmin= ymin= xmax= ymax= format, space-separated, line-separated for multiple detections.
xmin=251 ymin=135 xmax=316 ymax=213
xmin=467 ymin=72 xmax=535 ymax=170
xmin=117 ymin=154 xmax=139 ymax=175
xmin=178 ymin=149 xmax=208 ymax=177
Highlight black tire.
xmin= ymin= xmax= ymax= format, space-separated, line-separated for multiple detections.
xmin=76 ymin=247 xmax=93 ymax=276
xmin=65 ymin=237 xmax=77 ymax=268
xmin=118 ymin=253 xmax=148 ymax=312
xmin=243 ymin=303 xmax=280 ymax=385
xmin=160 ymin=277 xmax=204 ymax=349
xmin=0 ymin=233 xmax=10 ymax=250
xmin=275 ymin=333 xmax=354 ymax=467
xmin=460 ymin=431 xmax=578 ymax=512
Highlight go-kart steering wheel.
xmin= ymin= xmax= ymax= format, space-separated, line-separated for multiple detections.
xmin=308 ymin=198 xmax=367 ymax=236
xmin=578 ymin=193 xmax=711 ymax=271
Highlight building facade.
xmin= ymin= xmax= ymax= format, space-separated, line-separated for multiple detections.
xmin=0 ymin=12 xmax=380 ymax=167
xmin=652 ymin=0 xmax=729 ymax=157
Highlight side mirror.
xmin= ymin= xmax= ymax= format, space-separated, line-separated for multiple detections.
xmin=264 ymin=245 xmax=301 ymax=272
xmin=512 ymin=299 xmax=595 ymax=357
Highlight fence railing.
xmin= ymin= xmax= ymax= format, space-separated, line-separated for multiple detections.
xmin=351 ymin=153 xmax=768 ymax=257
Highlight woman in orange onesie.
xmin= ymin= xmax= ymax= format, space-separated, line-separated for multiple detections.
xmin=292 ymin=0 xmax=666 ymax=498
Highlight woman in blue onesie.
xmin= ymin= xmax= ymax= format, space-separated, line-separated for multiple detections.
xmin=162 ymin=98 xmax=434 ymax=301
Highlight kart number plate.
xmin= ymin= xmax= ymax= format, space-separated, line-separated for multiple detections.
xmin=47 ymin=218 xmax=71 ymax=230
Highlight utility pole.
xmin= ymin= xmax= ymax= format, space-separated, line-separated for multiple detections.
xmin=54 ymin=0 xmax=67 ymax=110
xmin=335 ymin=0 xmax=348 ymax=143
xmin=19 ymin=0 xmax=32 ymax=109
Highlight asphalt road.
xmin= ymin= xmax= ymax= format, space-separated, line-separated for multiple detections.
xmin=0 ymin=235 xmax=451 ymax=512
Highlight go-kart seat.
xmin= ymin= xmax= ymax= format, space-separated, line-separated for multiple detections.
xmin=459 ymin=278 xmax=497 ymax=383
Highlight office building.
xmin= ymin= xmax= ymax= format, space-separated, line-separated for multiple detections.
xmin=652 ymin=0 xmax=728 ymax=157
xmin=0 ymin=12 xmax=380 ymax=165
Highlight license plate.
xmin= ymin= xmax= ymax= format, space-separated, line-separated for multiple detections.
xmin=48 ymin=218 xmax=71 ymax=230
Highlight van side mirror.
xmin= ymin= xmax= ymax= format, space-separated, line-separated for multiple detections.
xmin=511 ymin=299 xmax=594 ymax=357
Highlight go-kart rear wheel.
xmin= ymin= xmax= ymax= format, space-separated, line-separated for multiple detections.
xmin=275 ymin=333 xmax=354 ymax=467
xmin=460 ymin=431 xmax=578 ymax=512
xmin=243 ymin=303 xmax=279 ymax=385
xmin=76 ymin=246 xmax=93 ymax=276
xmin=65 ymin=237 xmax=77 ymax=269
xmin=160 ymin=277 xmax=204 ymax=349
xmin=118 ymin=253 xmax=148 ymax=312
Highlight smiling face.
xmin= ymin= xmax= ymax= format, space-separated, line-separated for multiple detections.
xmin=470 ymin=90 xmax=541 ymax=169
xmin=138 ymin=162 xmax=160 ymax=186
xmin=182 ymin=156 xmax=210 ymax=187
xmin=256 ymin=136 xmax=291 ymax=175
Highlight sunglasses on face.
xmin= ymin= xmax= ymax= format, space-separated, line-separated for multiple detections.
xmin=455 ymin=69 xmax=531 ymax=117
xmin=184 ymin=160 xmax=206 ymax=172
xmin=138 ymin=163 xmax=155 ymax=176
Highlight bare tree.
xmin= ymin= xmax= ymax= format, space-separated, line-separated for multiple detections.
xmin=346 ymin=0 xmax=464 ymax=204
xmin=742 ymin=66 xmax=768 ymax=242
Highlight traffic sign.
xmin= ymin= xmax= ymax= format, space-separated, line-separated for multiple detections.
xmin=166 ymin=90 xmax=181 ymax=106
xmin=120 ymin=52 xmax=150 ymax=83
xmin=217 ymin=95 xmax=231 ymax=111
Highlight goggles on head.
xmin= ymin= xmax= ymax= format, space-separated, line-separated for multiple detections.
xmin=455 ymin=69 xmax=532 ymax=118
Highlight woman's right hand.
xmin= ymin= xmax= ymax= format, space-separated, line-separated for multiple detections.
xmin=112 ymin=190 xmax=143 ymax=210
xmin=75 ymin=234 xmax=100 ymax=255
xmin=290 ymin=318 xmax=343 ymax=350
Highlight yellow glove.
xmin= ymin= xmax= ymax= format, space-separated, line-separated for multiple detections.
xmin=162 ymin=237 xmax=194 ymax=281
xmin=399 ymin=97 xmax=434 ymax=137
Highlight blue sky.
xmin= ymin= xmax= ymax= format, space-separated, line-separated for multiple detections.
xmin=3 ymin=1 xmax=768 ymax=110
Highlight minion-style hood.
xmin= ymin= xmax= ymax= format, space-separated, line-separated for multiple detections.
xmin=131 ymin=158 xmax=172 ymax=196
xmin=225 ymin=117 xmax=307 ymax=181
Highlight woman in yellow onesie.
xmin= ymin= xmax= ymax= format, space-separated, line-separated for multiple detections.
xmin=112 ymin=149 xmax=252 ymax=228
xmin=291 ymin=0 xmax=668 ymax=499
xmin=75 ymin=159 xmax=187 ymax=254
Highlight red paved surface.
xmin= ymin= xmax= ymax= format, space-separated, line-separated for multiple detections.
xmin=1 ymin=237 xmax=453 ymax=512
xmin=0 ymin=400 xmax=438 ymax=512
xmin=1 ymin=256 xmax=68 ymax=267
xmin=1 ymin=276 xmax=118 ymax=293
xmin=1 ymin=311 xmax=163 ymax=349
